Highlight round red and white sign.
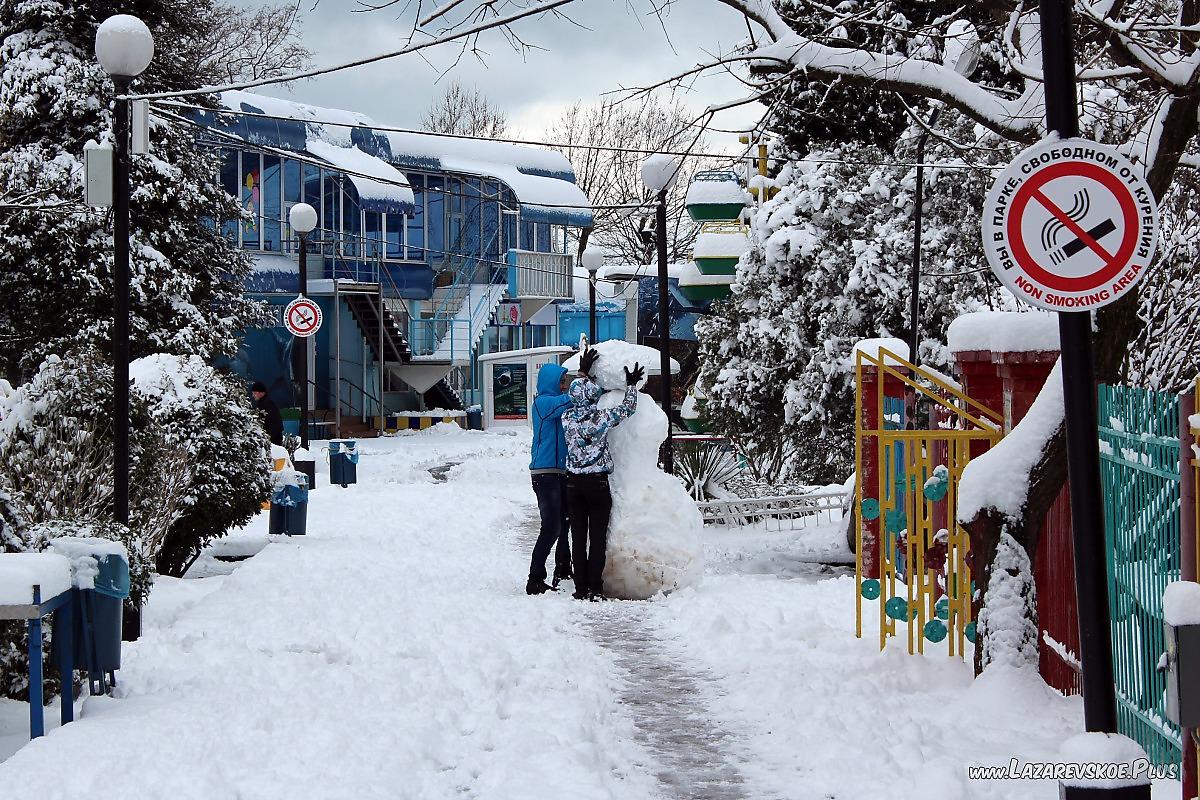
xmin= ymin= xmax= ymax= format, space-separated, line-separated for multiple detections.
xmin=284 ymin=296 xmax=322 ymax=338
xmin=982 ymin=138 xmax=1158 ymax=312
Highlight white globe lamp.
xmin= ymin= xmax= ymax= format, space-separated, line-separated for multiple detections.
xmin=289 ymin=203 xmax=318 ymax=235
xmin=95 ymin=15 xmax=155 ymax=78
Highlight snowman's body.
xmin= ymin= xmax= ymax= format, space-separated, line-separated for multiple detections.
xmin=564 ymin=341 xmax=704 ymax=600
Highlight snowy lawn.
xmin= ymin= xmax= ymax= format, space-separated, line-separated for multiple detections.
xmin=0 ymin=425 xmax=1182 ymax=798
xmin=0 ymin=426 xmax=657 ymax=799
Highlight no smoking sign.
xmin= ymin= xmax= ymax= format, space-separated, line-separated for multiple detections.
xmin=983 ymin=138 xmax=1158 ymax=312
xmin=284 ymin=296 xmax=322 ymax=338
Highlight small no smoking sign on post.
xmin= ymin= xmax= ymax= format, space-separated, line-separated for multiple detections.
xmin=983 ymin=138 xmax=1158 ymax=312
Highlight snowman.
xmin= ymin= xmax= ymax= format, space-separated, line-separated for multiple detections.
xmin=562 ymin=340 xmax=704 ymax=599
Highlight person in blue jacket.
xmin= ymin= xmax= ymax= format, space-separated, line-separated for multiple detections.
xmin=526 ymin=352 xmax=595 ymax=595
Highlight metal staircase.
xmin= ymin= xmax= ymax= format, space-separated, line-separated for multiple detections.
xmin=342 ymin=292 xmax=412 ymax=364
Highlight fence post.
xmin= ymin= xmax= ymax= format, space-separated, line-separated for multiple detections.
xmin=1181 ymin=389 xmax=1197 ymax=800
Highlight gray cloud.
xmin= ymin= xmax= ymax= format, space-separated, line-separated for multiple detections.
xmin=244 ymin=0 xmax=761 ymax=146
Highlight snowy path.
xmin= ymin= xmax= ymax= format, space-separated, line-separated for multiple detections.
xmin=583 ymin=604 xmax=753 ymax=800
xmin=0 ymin=426 xmax=1182 ymax=798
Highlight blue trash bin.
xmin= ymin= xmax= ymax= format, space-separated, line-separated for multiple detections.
xmin=466 ymin=406 xmax=483 ymax=430
xmin=268 ymin=477 xmax=309 ymax=536
xmin=50 ymin=542 xmax=129 ymax=684
xmin=329 ymin=440 xmax=358 ymax=488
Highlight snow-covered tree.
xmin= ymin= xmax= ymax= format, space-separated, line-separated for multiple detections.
xmin=546 ymin=97 xmax=713 ymax=264
xmin=0 ymin=0 xmax=265 ymax=383
xmin=698 ymin=122 xmax=1013 ymax=484
xmin=131 ymin=354 xmax=271 ymax=577
xmin=977 ymin=530 xmax=1040 ymax=672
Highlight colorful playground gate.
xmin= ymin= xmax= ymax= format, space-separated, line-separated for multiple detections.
xmin=854 ymin=347 xmax=1002 ymax=658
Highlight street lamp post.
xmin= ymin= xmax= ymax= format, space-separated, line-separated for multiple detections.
xmin=289 ymin=203 xmax=318 ymax=450
xmin=908 ymin=21 xmax=979 ymax=367
xmin=96 ymin=14 xmax=153 ymax=642
xmin=640 ymin=155 xmax=679 ymax=473
xmin=581 ymin=246 xmax=604 ymax=344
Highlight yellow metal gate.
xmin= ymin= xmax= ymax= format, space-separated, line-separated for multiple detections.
xmin=855 ymin=347 xmax=1002 ymax=657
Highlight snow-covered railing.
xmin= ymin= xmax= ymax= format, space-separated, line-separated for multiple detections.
xmin=697 ymin=490 xmax=848 ymax=531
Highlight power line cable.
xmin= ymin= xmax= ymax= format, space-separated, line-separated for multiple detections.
xmin=125 ymin=0 xmax=577 ymax=101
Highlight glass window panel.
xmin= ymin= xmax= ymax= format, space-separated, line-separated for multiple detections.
xmin=482 ymin=182 xmax=499 ymax=266
xmin=220 ymin=150 xmax=238 ymax=242
xmin=342 ymin=182 xmax=361 ymax=258
xmin=385 ymin=213 xmax=403 ymax=259
xmin=407 ymin=175 xmax=424 ymax=261
xmin=303 ymin=163 xmax=321 ymax=223
xmin=240 ymin=152 xmax=260 ymax=249
xmin=283 ymin=159 xmax=301 ymax=204
xmin=322 ymin=171 xmax=339 ymax=252
xmin=426 ymin=176 xmax=444 ymax=264
xmin=463 ymin=179 xmax=481 ymax=259
xmin=520 ymin=220 xmax=535 ymax=251
xmin=502 ymin=211 xmax=517 ymax=256
xmin=536 ymin=223 xmax=551 ymax=253
xmin=364 ymin=211 xmax=383 ymax=259
xmin=262 ymin=155 xmax=281 ymax=252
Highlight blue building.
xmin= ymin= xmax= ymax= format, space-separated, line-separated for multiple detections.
xmin=189 ymin=91 xmax=592 ymax=434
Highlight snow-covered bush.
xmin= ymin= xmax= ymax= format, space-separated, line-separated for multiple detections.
xmin=977 ymin=531 xmax=1039 ymax=671
xmin=133 ymin=355 xmax=271 ymax=576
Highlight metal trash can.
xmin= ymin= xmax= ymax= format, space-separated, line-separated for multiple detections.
xmin=49 ymin=538 xmax=130 ymax=689
xmin=466 ymin=405 xmax=483 ymax=430
xmin=329 ymin=440 xmax=358 ymax=488
xmin=268 ymin=475 xmax=309 ymax=536
xmin=293 ymin=447 xmax=317 ymax=491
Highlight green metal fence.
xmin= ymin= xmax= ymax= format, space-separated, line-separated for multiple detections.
xmin=1098 ymin=383 xmax=1182 ymax=767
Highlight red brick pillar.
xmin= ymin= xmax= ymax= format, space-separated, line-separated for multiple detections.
xmin=859 ymin=364 xmax=907 ymax=579
xmin=952 ymin=346 xmax=1080 ymax=694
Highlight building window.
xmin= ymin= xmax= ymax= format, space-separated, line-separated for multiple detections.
xmin=364 ymin=210 xmax=383 ymax=259
xmin=384 ymin=212 xmax=403 ymax=259
xmin=536 ymin=223 xmax=551 ymax=253
xmin=241 ymin=152 xmax=261 ymax=249
xmin=262 ymin=155 xmax=281 ymax=252
xmin=427 ymin=175 xmax=445 ymax=265
xmin=407 ymin=174 xmax=425 ymax=261
xmin=520 ymin=220 xmax=535 ymax=251
xmin=220 ymin=150 xmax=238 ymax=242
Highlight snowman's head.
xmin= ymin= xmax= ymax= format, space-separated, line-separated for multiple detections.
xmin=568 ymin=377 xmax=603 ymax=407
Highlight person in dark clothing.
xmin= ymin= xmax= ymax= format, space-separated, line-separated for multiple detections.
xmin=251 ymin=380 xmax=284 ymax=446
xmin=563 ymin=351 xmax=641 ymax=601
xmin=525 ymin=360 xmax=579 ymax=595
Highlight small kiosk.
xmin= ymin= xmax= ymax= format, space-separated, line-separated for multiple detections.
xmin=477 ymin=346 xmax=574 ymax=429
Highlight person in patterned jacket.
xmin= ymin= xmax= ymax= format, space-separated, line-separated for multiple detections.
xmin=563 ymin=349 xmax=644 ymax=600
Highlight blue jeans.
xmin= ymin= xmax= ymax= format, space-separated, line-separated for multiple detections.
xmin=530 ymin=473 xmax=570 ymax=581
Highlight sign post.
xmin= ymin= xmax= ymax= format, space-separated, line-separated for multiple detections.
xmin=284 ymin=294 xmax=322 ymax=449
xmin=981 ymin=2 xmax=1158 ymax=795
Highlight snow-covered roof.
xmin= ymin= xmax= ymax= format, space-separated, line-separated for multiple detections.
xmin=306 ymin=140 xmax=414 ymax=214
xmin=947 ymin=311 xmax=1060 ymax=354
xmin=198 ymin=91 xmax=592 ymax=227
xmin=677 ymin=261 xmax=734 ymax=287
xmin=693 ymin=229 xmax=751 ymax=258
xmin=597 ymin=263 xmax=688 ymax=282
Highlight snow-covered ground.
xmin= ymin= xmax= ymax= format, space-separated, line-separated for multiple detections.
xmin=0 ymin=426 xmax=1181 ymax=798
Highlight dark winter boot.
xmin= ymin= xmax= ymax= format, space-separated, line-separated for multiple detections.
xmin=571 ymin=588 xmax=589 ymax=600
xmin=526 ymin=578 xmax=556 ymax=595
xmin=552 ymin=562 xmax=573 ymax=588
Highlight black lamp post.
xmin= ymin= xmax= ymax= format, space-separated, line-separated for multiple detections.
xmin=95 ymin=15 xmax=154 ymax=532
xmin=908 ymin=21 xmax=979 ymax=367
xmin=581 ymin=245 xmax=603 ymax=344
xmin=289 ymin=203 xmax=318 ymax=450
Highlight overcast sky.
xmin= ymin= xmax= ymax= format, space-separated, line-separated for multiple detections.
xmin=246 ymin=0 xmax=761 ymax=154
